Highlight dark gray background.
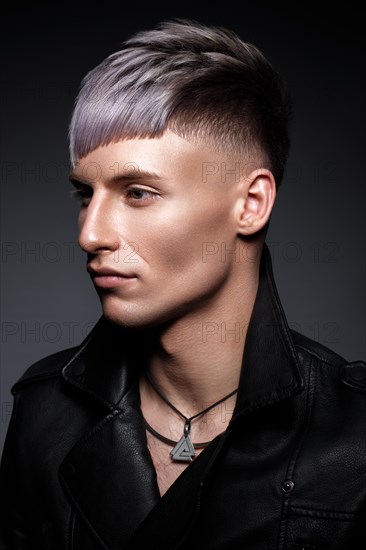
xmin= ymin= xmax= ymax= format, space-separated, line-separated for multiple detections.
xmin=1 ymin=5 xmax=365 ymax=453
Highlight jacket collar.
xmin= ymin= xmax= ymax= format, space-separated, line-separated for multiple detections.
xmin=61 ymin=315 xmax=140 ymax=412
xmin=61 ymin=242 xmax=304 ymax=415
xmin=233 ymin=242 xmax=304 ymax=417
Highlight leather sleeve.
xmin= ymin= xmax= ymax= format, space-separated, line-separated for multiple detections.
xmin=0 ymin=393 xmax=34 ymax=550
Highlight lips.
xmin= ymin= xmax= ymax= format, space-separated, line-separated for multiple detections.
xmin=87 ymin=266 xmax=136 ymax=278
xmin=87 ymin=265 xmax=138 ymax=289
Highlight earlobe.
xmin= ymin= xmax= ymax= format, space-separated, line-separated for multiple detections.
xmin=237 ymin=169 xmax=276 ymax=236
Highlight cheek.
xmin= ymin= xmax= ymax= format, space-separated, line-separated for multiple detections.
xmin=136 ymin=198 xmax=234 ymax=273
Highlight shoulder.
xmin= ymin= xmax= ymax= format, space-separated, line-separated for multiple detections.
xmin=291 ymin=328 xmax=366 ymax=394
xmin=10 ymin=346 xmax=79 ymax=395
xmin=10 ymin=317 xmax=105 ymax=395
xmin=291 ymin=329 xmax=346 ymax=366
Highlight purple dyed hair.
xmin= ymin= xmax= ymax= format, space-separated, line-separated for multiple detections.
xmin=69 ymin=19 xmax=291 ymax=186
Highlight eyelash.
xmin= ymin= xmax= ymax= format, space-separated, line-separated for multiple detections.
xmin=126 ymin=188 xmax=158 ymax=202
xmin=69 ymin=189 xmax=90 ymax=201
xmin=69 ymin=186 xmax=158 ymax=205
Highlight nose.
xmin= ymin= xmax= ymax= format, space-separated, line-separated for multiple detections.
xmin=78 ymin=194 xmax=119 ymax=255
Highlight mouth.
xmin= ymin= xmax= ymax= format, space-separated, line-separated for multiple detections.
xmin=87 ymin=266 xmax=138 ymax=289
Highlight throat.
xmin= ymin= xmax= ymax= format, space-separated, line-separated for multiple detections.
xmin=141 ymin=369 xmax=237 ymax=458
xmin=138 ymin=334 xmax=243 ymax=495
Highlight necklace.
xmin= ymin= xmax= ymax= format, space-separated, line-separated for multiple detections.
xmin=144 ymin=371 xmax=238 ymax=463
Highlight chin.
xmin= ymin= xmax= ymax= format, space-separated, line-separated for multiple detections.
xmin=100 ymin=303 xmax=168 ymax=331
xmin=100 ymin=297 xmax=193 ymax=332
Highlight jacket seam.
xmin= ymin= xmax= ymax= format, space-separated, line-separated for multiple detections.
xmin=60 ymin=373 xmax=117 ymax=411
xmin=294 ymin=344 xmax=343 ymax=368
xmin=289 ymin=507 xmax=358 ymax=521
xmin=290 ymin=504 xmax=358 ymax=517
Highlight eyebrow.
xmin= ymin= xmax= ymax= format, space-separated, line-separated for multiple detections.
xmin=68 ymin=168 xmax=163 ymax=186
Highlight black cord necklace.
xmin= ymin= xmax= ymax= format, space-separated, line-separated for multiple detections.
xmin=144 ymin=371 xmax=238 ymax=462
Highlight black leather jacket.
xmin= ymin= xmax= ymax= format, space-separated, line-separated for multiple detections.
xmin=1 ymin=244 xmax=365 ymax=550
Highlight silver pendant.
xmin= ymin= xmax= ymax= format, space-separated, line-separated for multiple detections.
xmin=170 ymin=420 xmax=196 ymax=462
xmin=170 ymin=434 xmax=196 ymax=462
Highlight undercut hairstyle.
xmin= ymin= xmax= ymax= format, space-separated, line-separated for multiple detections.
xmin=69 ymin=19 xmax=292 ymax=186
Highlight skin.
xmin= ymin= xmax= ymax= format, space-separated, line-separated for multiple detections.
xmin=70 ymin=130 xmax=276 ymax=494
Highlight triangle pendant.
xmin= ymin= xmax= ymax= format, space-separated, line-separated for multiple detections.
xmin=170 ymin=434 xmax=196 ymax=462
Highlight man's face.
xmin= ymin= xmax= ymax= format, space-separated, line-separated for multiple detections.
xmin=71 ymin=131 xmax=245 ymax=328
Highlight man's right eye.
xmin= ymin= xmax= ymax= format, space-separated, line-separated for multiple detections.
xmin=69 ymin=185 xmax=93 ymax=205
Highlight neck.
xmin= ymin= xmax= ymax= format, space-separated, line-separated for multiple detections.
xmin=140 ymin=256 xmax=260 ymax=416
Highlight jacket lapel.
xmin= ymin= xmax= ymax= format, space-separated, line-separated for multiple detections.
xmin=59 ymin=318 xmax=161 ymax=548
xmin=59 ymin=403 xmax=160 ymax=549
xmin=125 ymin=433 xmax=227 ymax=549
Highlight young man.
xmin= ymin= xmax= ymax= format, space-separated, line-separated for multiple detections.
xmin=1 ymin=18 xmax=365 ymax=550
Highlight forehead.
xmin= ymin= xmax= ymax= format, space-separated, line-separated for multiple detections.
xmin=70 ymin=131 xmax=222 ymax=184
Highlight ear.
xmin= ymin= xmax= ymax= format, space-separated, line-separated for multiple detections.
xmin=236 ymin=168 xmax=276 ymax=236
